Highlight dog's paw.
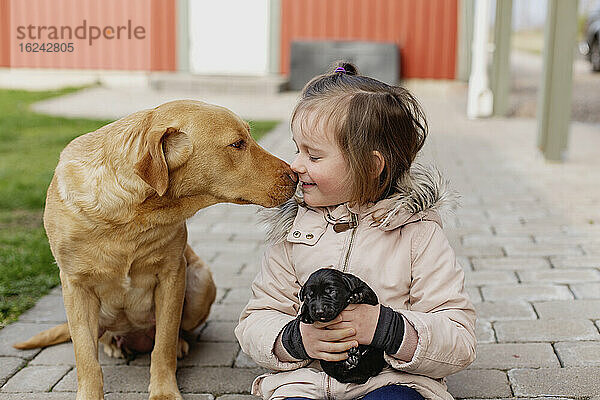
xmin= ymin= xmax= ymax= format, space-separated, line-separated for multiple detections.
xmin=344 ymin=347 xmax=360 ymax=369
xmin=149 ymin=394 xmax=183 ymax=400
xmin=177 ymin=337 xmax=189 ymax=359
xmin=347 ymin=291 xmax=364 ymax=304
xmin=101 ymin=340 xmax=125 ymax=359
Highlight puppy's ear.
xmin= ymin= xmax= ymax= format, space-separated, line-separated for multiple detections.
xmin=299 ymin=302 xmax=313 ymax=324
xmin=135 ymin=127 xmax=192 ymax=196
xmin=341 ymin=273 xmax=363 ymax=294
xmin=298 ymin=285 xmax=305 ymax=302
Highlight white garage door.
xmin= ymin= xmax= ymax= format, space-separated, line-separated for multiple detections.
xmin=189 ymin=0 xmax=270 ymax=75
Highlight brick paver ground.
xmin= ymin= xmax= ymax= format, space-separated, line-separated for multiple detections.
xmin=1 ymin=81 xmax=599 ymax=399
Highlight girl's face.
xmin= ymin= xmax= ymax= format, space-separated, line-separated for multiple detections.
xmin=290 ymin=114 xmax=352 ymax=207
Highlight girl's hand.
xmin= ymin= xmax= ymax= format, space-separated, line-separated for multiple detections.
xmin=299 ymin=315 xmax=358 ymax=361
xmin=328 ymin=303 xmax=381 ymax=346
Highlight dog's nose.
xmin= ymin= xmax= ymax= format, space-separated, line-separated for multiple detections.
xmin=288 ymin=172 xmax=298 ymax=183
xmin=313 ymin=308 xmax=326 ymax=320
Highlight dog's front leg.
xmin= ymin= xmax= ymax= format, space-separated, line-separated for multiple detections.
xmin=61 ymin=273 xmax=103 ymax=400
xmin=149 ymin=258 xmax=186 ymax=400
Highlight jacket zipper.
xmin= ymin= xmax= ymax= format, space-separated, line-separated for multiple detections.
xmin=341 ymin=212 xmax=358 ymax=273
xmin=326 ymin=375 xmax=332 ymax=400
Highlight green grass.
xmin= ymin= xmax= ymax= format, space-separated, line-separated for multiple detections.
xmin=0 ymin=87 xmax=278 ymax=328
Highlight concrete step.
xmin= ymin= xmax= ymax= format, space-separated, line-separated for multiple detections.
xmin=149 ymin=73 xmax=288 ymax=95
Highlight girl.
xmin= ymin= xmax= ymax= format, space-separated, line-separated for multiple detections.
xmin=235 ymin=63 xmax=476 ymax=400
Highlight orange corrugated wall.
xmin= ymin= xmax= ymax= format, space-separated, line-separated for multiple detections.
xmin=280 ymin=0 xmax=458 ymax=79
xmin=0 ymin=0 xmax=10 ymax=67
xmin=0 ymin=0 xmax=175 ymax=71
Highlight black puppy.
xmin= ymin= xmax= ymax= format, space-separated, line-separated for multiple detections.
xmin=299 ymin=268 xmax=386 ymax=384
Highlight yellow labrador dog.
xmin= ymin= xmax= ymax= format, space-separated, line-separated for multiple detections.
xmin=13 ymin=100 xmax=297 ymax=400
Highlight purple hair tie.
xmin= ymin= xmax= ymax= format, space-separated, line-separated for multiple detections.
xmin=334 ymin=66 xmax=346 ymax=73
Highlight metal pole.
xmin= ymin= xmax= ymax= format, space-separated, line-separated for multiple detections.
xmin=176 ymin=0 xmax=190 ymax=72
xmin=537 ymin=0 xmax=578 ymax=161
xmin=491 ymin=0 xmax=513 ymax=116
xmin=457 ymin=0 xmax=475 ymax=82
xmin=467 ymin=0 xmax=493 ymax=119
xmin=268 ymin=0 xmax=281 ymax=75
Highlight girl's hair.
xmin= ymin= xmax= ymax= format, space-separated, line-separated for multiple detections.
xmin=291 ymin=61 xmax=428 ymax=206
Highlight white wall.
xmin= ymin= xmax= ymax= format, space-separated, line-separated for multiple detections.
xmin=189 ymin=0 xmax=270 ymax=75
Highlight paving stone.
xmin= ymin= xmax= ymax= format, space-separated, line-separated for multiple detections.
xmin=570 ymin=283 xmax=600 ymax=299
xmin=462 ymin=234 xmax=533 ymax=247
xmin=534 ymin=300 xmax=600 ymax=319
xmin=453 ymin=245 xmax=504 ymax=257
xmin=0 ymin=357 xmax=25 ymax=387
xmin=465 ymin=287 xmax=482 ymax=304
xmin=217 ymin=395 xmax=260 ymax=400
xmin=197 ymin=321 xmax=237 ymax=342
xmin=517 ymin=269 xmax=600 ymax=284
xmin=177 ymin=342 xmax=239 ymax=367
xmin=474 ymin=301 xmax=536 ymax=321
xmin=177 ymin=367 xmax=267 ymax=394
xmin=210 ymin=222 xmax=266 ymax=237
xmin=53 ymin=366 xmax=149 ymax=392
xmin=582 ymin=243 xmax=600 ymax=255
xmin=0 ymin=394 xmax=76 ymax=400
xmin=105 ymin=395 xmax=214 ymax=400
xmin=554 ymin=342 xmax=600 ymax=367
xmin=504 ymin=243 xmax=584 ymax=257
xmin=17 ymin=294 xmax=66 ymax=323
xmin=495 ymin=319 xmax=600 ymax=342
xmin=0 ymin=322 xmax=56 ymax=359
xmin=221 ymin=288 xmax=252 ymax=305
xmin=234 ymin=350 xmax=260 ymax=368
xmin=463 ymin=270 xmax=518 ymax=286
xmin=446 ymin=369 xmax=511 ymax=398
xmin=29 ymin=341 xmax=127 ymax=366
xmin=550 ymin=255 xmax=600 ymax=268
xmin=1 ymin=365 xmax=71 ymax=392
xmin=469 ymin=343 xmax=559 ymax=369
xmin=494 ymin=223 xmax=565 ymax=235
xmin=471 ymin=257 xmax=550 ymax=270
xmin=481 ymin=284 xmax=573 ymax=302
xmin=475 ymin=320 xmax=495 ymax=344
xmin=456 ymin=256 xmax=472 ymax=271
xmin=211 ymin=252 xmax=262 ymax=274
xmin=509 ymin=367 xmax=600 ymax=397
xmin=213 ymin=273 xmax=260 ymax=289
xmin=207 ymin=304 xmax=244 ymax=322
xmin=534 ymin=234 xmax=600 ymax=246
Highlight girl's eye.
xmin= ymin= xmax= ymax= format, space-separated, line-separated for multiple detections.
xmin=309 ymin=156 xmax=321 ymax=161
xmin=229 ymin=139 xmax=246 ymax=149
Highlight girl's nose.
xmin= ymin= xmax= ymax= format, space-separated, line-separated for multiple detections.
xmin=290 ymin=155 xmax=306 ymax=174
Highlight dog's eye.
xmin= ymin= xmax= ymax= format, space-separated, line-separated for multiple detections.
xmin=229 ymin=139 xmax=246 ymax=149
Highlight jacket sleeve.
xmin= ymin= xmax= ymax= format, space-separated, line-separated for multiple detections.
xmin=384 ymin=220 xmax=477 ymax=379
xmin=234 ymin=241 xmax=312 ymax=371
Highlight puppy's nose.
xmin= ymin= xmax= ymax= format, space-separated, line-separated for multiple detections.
xmin=314 ymin=308 xmax=326 ymax=320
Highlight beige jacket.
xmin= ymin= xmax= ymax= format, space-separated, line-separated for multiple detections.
xmin=235 ymin=165 xmax=476 ymax=400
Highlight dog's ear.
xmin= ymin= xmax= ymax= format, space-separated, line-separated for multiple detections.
xmin=341 ymin=273 xmax=363 ymax=294
xmin=299 ymin=302 xmax=313 ymax=324
xmin=135 ymin=127 xmax=192 ymax=196
xmin=298 ymin=284 xmax=305 ymax=302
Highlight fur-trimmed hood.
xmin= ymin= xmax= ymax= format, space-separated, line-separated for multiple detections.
xmin=260 ymin=163 xmax=459 ymax=245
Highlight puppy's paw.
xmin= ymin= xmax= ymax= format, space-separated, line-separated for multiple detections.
xmin=347 ymin=291 xmax=365 ymax=304
xmin=344 ymin=347 xmax=360 ymax=369
xmin=177 ymin=337 xmax=189 ymax=359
